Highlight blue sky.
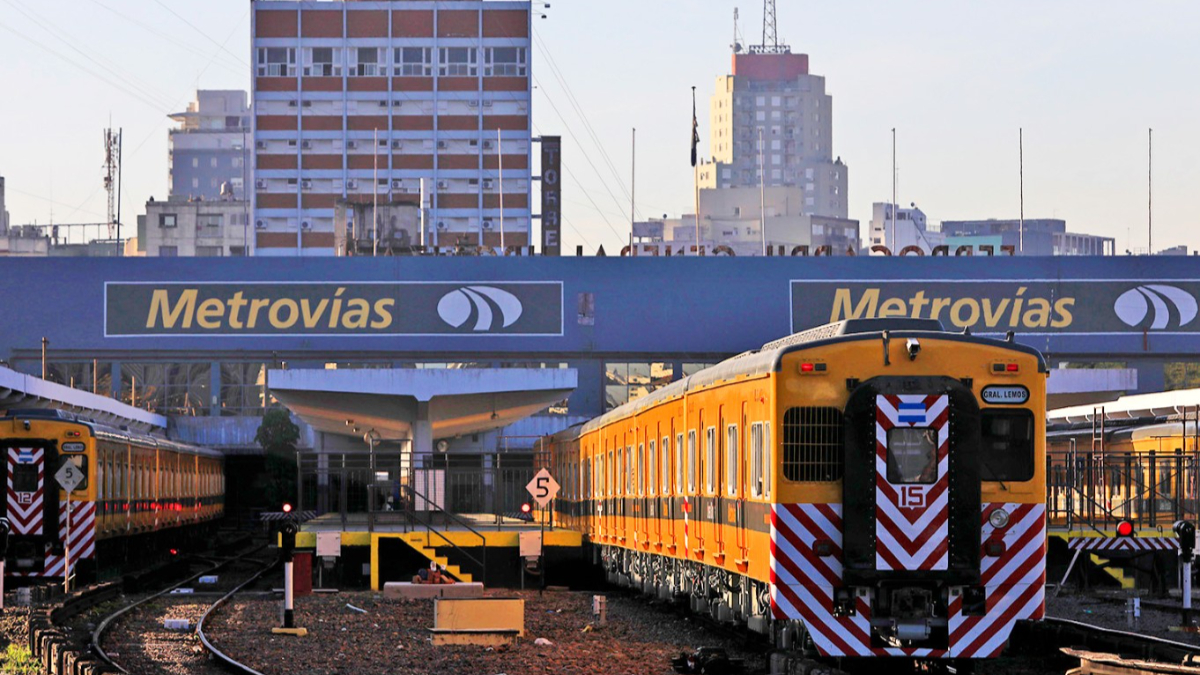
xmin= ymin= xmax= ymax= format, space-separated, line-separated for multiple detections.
xmin=1 ymin=0 xmax=1196 ymax=254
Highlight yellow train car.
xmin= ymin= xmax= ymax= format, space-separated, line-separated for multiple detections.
xmin=2 ymin=408 xmax=224 ymax=580
xmin=549 ymin=318 xmax=1047 ymax=659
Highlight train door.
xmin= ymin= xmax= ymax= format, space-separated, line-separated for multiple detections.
xmin=2 ymin=441 xmax=59 ymax=576
xmin=842 ymin=377 xmax=982 ymax=649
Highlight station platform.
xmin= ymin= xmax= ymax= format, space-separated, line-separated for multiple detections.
xmin=294 ymin=513 xmax=585 ymax=590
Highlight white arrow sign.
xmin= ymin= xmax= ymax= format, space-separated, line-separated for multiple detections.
xmin=55 ymin=460 xmax=83 ymax=493
xmin=526 ymin=468 xmax=560 ymax=508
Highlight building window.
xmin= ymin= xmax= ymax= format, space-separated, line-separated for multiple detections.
xmin=394 ymin=47 xmax=431 ymax=76
xmin=196 ymin=245 xmax=223 ymax=257
xmin=256 ymin=47 xmax=295 ymax=77
xmin=353 ymin=47 xmax=384 ymax=76
xmin=159 ymin=214 xmax=177 ymax=228
xmin=304 ymin=47 xmax=341 ymax=77
xmin=603 ymin=362 xmax=675 ymax=411
xmin=485 ymin=47 xmax=527 ymax=76
xmin=158 ymin=245 xmax=178 ymax=256
xmin=439 ymin=47 xmax=477 ymax=76
xmin=197 ymin=214 xmax=222 ymax=231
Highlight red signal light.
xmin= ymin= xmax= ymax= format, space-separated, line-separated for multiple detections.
xmin=801 ymin=363 xmax=815 ymax=373
xmin=1117 ymin=521 xmax=1134 ymax=537
xmin=1006 ymin=363 xmax=1019 ymax=372
xmin=169 ymin=548 xmax=179 ymax=556
xmin=520 ymin=502 xmax=532 ymax=514
xmin=282 ymin=503 xmax=293 ymax=514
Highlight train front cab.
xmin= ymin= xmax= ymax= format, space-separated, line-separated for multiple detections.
xmin=771 ymin=335 xmax=1045 ymax=659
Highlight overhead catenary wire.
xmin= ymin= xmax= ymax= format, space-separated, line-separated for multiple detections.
xmin=533 ymin=29 xmax=641 ymax=222
xmin=533 ymin=124 xmax=623 ymax=248
xmin=152 ymin=0 xmax=251 ymax=67
xmin=89 ymin=0 xmax=247 ymax=77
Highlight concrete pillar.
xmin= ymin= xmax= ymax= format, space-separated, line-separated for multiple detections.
xmin=1134 ymin=358 xmax=1167 ymax=394
xmin=209 ymin=361 xmax=221 ymax=416
xmin=567 ymin=360 xmax=603 ymax=418
xmin=317 ymin=433 xmax=330 ymax=515
xmin=413 ymin=400 xmax=434 ymax=465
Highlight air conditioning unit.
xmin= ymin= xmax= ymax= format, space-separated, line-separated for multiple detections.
xmin=302 ymin=100 xmax=312 ymax=108
xmin=255 ymin=179 xmax=267 ymax=190
xmin=467 ymin=100 xmax=479 ymax=108
xmin=347 ymin=140 xmax=358 ymax=149
xmin=301 ymin=221 xmax=312 ymax=230
xmin=391 ymin=140 xmax=403 ymax=150
xmin=301 ymin=140 xmax=312 ymax=149
xmin=436 ymin=180 xmax=449 ymax=190
xmin=482 ymin=140 xmax=493 ymax=150
xmin=483 ymin=178 xmax=494 ymax=190
xmin=436 ymin=140 xmax=448 ymax=150
xmin=255 ymin=140 xmax=268 ymax=150
xmin=482 ymin=219 xmax=494 ymax=230
xmin=255 ymin=220 xmax=267 ymax=230
xmin=391 ymin=179 xmax=403 ymax=189
xmin=482 ymin=100 xmax=493 ymax=107
xmin=301 ymin=179 xmax=313 ymax=190
xmin=378 ymin=100 xmax=389 ymax=107
xmin=436 ymin=221 xmax=448 ymax=230
xmin=347 ymin=179 xmax=359 ymax=190
xmin=288 ymin=100 xmax=298 ymax=107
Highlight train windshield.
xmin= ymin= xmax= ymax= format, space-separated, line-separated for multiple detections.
xmin=12 ymin=462 xmax=39 ymax=492
xmin=887 ymin=427 xmax=938 ymax=484
xmin=980 ymin=410 xmax=1035 ymax=482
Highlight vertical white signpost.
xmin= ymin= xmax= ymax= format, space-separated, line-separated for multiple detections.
xmin=55 ymin=460 xmax=84 ymax=593
xmin=525 ymin=469 xmax=561 ymax=591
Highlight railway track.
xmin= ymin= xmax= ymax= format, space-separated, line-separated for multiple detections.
xmin=90 ymin=546 xmax=277 ymax=675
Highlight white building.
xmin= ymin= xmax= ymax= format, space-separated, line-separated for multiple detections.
xmin=696 ymin=50 xmax=848 ymax=219
xmin=867 ymin=202 xmax=943 ymax=254
xmin=633 ymin=186 xmax=858 ymax=256
xmin=139 ymin=196 xmax=252 ymax=257
xmin=0 ymin=175 xmax=9 ymax=234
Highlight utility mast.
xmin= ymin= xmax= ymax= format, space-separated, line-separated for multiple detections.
xmin=103 ymin=127 xmax=122 ymax=239
xmin=731 ymin=8 xmax=744 ymax=54
xmin=750 ymin=0 xmax=790 ymax=54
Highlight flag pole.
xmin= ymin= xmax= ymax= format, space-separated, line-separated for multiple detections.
xmin=692 ymin=86 xmax=701 ymax=255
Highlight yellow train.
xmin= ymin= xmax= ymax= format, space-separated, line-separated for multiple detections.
xmin=2 ymin=408 xmax=224 ymax=580
xmin=548 ymin=318 xmax=1047 ymax=659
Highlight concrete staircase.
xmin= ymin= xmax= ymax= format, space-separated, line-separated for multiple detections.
xmin=399 ymin=532 xmax=473 ymax=583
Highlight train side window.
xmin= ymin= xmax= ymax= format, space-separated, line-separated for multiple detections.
xmin=627 ymin=445 xmax=634 ymax=494
xmin=608 ymin=451 xmax=614 ymax=496
xmin=675 ymin=433 xmax=684 ymax=493
xmin=687 ymin=430 xmax=697 ymax=493
xmin=750 ymin=423 xmax=763 ymax=498
xmin=782 ymin=407 xmax=844 ymax=482
xmin=661 ymin=436 xmax=670 ymax=495
xmin=980 ymin=410 xmax=1035 ymax=482
xmin=648 ymin=440 xmax=656 ymax=496
xmin=726 ymin=424 xmax=739 ymax=496
xmin=637 ymin=444 xmax=645 ymax=496
xmin=705 ymin=427 xmax=717 ymax=494
xmin=763 ymin=422 xmax=772 ymax=497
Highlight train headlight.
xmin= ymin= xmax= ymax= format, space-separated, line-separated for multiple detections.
xmin=988 ymin=508 xmax=1010 ymax=530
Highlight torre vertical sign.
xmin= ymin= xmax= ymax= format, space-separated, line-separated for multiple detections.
xmin=541 ymin=136 xmax=562 ymax=256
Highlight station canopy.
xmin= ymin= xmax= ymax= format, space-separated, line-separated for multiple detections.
xmin=0 ymin=365 xmax=166 ymax=432
xmin=267 ymin=368 xmax=578 ymax=448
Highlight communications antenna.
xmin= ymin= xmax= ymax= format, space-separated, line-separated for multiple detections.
xmin=731 ymin=8 xmax=744 ymax=54
xmin=103 ymin=127 xmax=122 ymax=239
xmin=749 ymin=0 xmax=790 ymax=55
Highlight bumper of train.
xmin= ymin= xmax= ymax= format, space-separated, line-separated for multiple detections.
xmin=770 ymin=502 xmax=1045 ymax=658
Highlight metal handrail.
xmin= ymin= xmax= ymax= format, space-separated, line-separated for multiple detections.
xmin=399 ymin=483 xmax=487 ymax=583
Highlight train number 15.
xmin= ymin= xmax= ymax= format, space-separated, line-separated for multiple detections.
xmin=899 ymin=486 xmax=926 ymax=509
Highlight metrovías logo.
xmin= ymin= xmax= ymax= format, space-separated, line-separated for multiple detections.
xmin=437 ymin=286 xmax=524 ymax=331
xmin=1113 ymin=285 xmax=1198 ymax=330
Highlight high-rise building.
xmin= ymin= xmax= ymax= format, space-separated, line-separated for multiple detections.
xmin=251 ymin=1 xmax=532 ymax=257
xmin=169 ymin=91 xmax=251 ymax=201
xmin=697 ymin=49 xmax=848 ymax=219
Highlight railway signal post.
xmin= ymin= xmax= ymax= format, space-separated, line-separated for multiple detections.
xmin=1176 ymin=520 xmax=1196 ymax=625
xmin=0 ymin=518 xmax=10 ymax=609
xmin=272 ymin=503 xmax=308 ymax=637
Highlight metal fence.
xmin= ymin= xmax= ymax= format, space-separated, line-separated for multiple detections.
xmin=1048 ymin=448 xmax=1200 ymax=531
xmin=297 ymin=447 xmax=550 ymax=531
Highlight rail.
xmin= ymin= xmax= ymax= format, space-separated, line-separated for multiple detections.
xmin=399 ymin=482 xmax=487 ymax=583
xmin=196 ymin=557 xmax=279 ymax=675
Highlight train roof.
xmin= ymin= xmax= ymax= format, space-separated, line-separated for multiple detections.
xmin=1049 ymin=387 xmax=1200 ymax=425
xmin=577 ymin=319 xmax=1047 ymax=437
xmin=1 ymin=408 xmax=224 ymax=460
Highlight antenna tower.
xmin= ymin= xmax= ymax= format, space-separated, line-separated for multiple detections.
xmin=731 ymin=8 xmax=743 ymax=54
xmin=750 ymin=0 xmax=790 ymax=54
xmin=103 ymin=128 xmax=122 ymax=238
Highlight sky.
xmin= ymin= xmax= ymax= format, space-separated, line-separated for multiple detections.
xmin=0 ymin=0 xmax=1197 ymax=254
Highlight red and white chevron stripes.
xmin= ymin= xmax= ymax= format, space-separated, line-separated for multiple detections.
xmin=948 ymin=503 xmax=1046 ymax=658
xmin=6 ymin=447 xmax=45 ymax=536
xmin=770 ymin=501 xmax=1045 ymax=658
xmin=7 ymin=499 xmax=96 ymax=579
xmin=875 ymin=395 xmax=950 ymax=572
xmin=1069 ymin=536 xmax=1178 ymax=552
